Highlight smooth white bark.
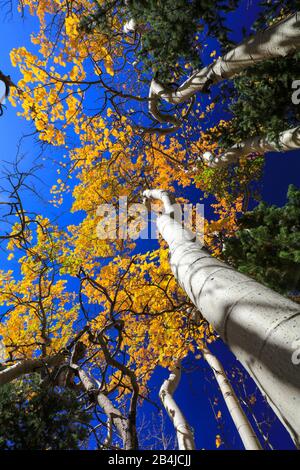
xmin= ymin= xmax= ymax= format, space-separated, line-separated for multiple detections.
xmin=159 ymin=362 xmax=195 ymax=450
xmin=75 ymin=365 xmax=131 ymax=448
xmin=203 ymin=126 xmax=300 ymax=168
xmin=203 ymin=347 xmax=262 ymax=450
xmin=0 ymin=354 xmax=64 ymax=386
xmin=149 ymin=12 xmax=300 ymax=123
xmin=143 ymin=189 xmax=174 ymax=214
xmin=123 ymin=18 xmax=137 ymax=33
xmin=102 ymin=413 xmax=113 ymax=448
xmin=143 ymin=189 xmax=300 ymax=448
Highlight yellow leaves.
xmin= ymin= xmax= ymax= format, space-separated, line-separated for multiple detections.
xmin=69 ymin=65 xmax=84 ymax=81
xmin=65 ymin=95 xmax=80 ymax=122
xmin=39 ymin=125 xmax=66 ymax=146
xmin=10 ymin=47 xmax=23 ymax=67
xmin=61 ymin=219 xmax=114 ymax=275
xmin=23 ymin=69 xmax=34 ymax=82
xmin=8 ymin=86 xmax=19 ymax=108
xmin=206 ymin=102 xmax=215 ymax=112
xmin=143 ymin=137 xmax=191 ymax=190
xmin=104 ymin=56 xmax=114 ymax=76
xmin=9 ymin=1 xmax=123 ymax=161
xmin=35 ymin=118 xmax=46 ymax=131
xmin=76 ymin=248 xmax=211 ymax=383
xmin=0 ymin=219 xmax=78 ymax=361
xmin=215 ymin=434 xmax=223 ymax=448
xmin=48 ymin=88 xmax=58 ymax=105
xmin=65 ymin=14 xmax=80 ymax=41
xmin=11 ymin=47 xmax=45 ymax=76
xmin=7 ymin=253 xmax=14 ymax=261
xmin=249 ymin=394 xmax=257 ymax=405
xmin=53 ymin=55 xmax=66 ymax=67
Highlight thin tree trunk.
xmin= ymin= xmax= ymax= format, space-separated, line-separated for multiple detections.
xmin=102 ymin=413 xmax=113 ymax=448
xmin=203 ymin=347 xmax=262 ymax=450
xmin=96 ymin=326 xmax=139 ymax=449
xmin=75 ymin=366 xmax=131 ymax=449
xmin=0 ymin=353 xmax=64 ymax=386
xmin=149 ymin=12 xmax=300 ymax=124
xmin=159 ymin=362 xmax=195 ymax=450
xmin=204 ymin=126 xmax=300 ymax=167
xmin=143 ymin=189 xmax=300 ymax=448
xmin=237 ymin=378 xmax=274 ymax=450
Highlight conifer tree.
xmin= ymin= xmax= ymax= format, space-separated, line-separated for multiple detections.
xmin=0 ymin=374 xmax=91 ymax=450
xmin=223 ymin=185 xmax=300 ymax=298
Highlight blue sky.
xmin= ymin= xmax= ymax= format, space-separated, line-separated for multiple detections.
xmin=1 ymin=1 xmax=300 ymax=450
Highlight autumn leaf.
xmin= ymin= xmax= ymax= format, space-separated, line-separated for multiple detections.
xmin=215 ymin=434 xmax=223 ymax=448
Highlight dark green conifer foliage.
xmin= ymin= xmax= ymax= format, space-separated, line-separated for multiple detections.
xmin=0 ymin=374 xmax=91 ymax=450
xmin=223 ymin=185 xmax=300 ymax=298
xmin=216 ymin=54 xmax=300 ymax=149
xmin=80 ymin=0 xmax=239 ymax=82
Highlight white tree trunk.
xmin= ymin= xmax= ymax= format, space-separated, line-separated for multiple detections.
xmin=143 ymin=189 xmax=300 ymax=448
xmin=204 ymin=126 xmax=300 ymax=168
xmin=159 ymin=362 xmax=196 ymax=450
xmin=123 ymin=18 xmax=137 ymax=33
xmin=149 ymin=12 xmax=300 ymax=122
xmin=203 ymin=347 xmax=262 ymax=450
xmin=76 ymin=366 xmax=132 ymax=449
xmin=0 ymin=354 xmax=64 ymax=386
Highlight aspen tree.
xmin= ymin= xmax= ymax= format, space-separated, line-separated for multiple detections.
xmin=159 ymin=362 xmax=195 ymax=450
xmin=143 ymin=189 xmax=300 ymax=447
